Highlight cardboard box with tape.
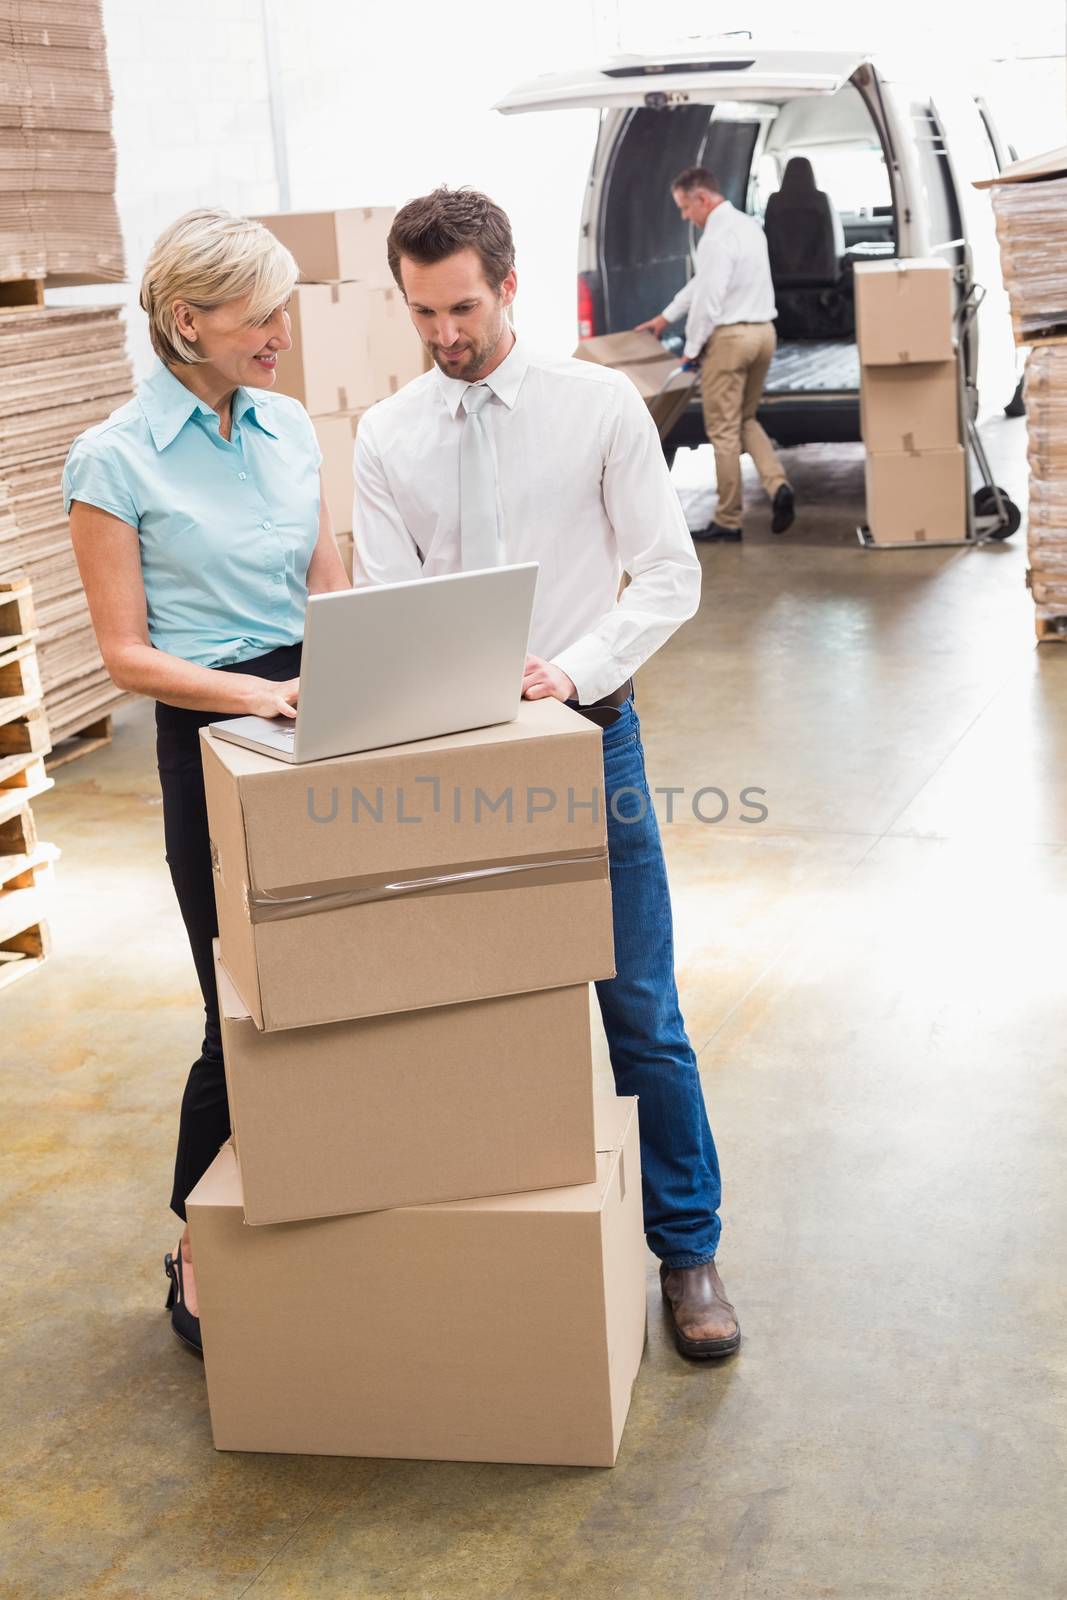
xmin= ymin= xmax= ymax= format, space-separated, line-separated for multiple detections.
xmin=253 ymin=206 xmax=395 ymax=289
xmin=214 ymin=945 xmax=598 ymax=1224
xmin=368 ymin=286 xmax=425 ymax=398
xmin=312 ymin=410 xmax=363 ymax=536
xmin=275 ymin=282 xmax=376 ymax=414
xmin=859 ymin=361 xmax=960 ymax=455
xmin=864 ymin=446 xmax=967 ymax=544
xmin=575 ymin=329 xmax=694 ymax=436
xmin=201 ymin=697 xmax=615 ymax=1032
xmin=854 ymin=259 xmax=955 ymax=366
xmin=187 ymin=1096 xmax=645 ymax=1466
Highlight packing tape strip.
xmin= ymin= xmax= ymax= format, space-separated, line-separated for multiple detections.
xmin=246 ymin=846 xmax=609 ymax=924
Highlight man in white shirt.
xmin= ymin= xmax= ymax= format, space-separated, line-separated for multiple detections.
xmin=354 ymin=186 xmax=739 ymax=1360
xmin=637 ymin=165 xmax=795 ymax=542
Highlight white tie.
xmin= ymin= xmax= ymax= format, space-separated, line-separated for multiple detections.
xmin=459 ymin=383 xmax=501 ymax=570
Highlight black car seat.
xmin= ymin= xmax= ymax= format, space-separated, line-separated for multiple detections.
xmin=764 ymin=156 xmax=845 ymax=287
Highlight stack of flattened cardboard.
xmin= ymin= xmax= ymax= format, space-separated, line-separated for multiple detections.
xmin=1020 ymin=346 xmax=1067 ymax=630
xmin=974 ymin=151 xmax=1067 ymax=636
xmin=854 ymin=259 xmax=966 ymax=545
xmin=975 ymin=149 xmax=1067 ymax=346
xmin=189 ymin=697 xmax=648 ymax=1466
xmin=0 ymin=1 xmax=125 ymax=285
xmin=575 ymin=329 xmax=695 ymax=438
xmin=0 ymin=304 xmax=133 ymax=740
xmin=253 ymin=209 xmax=427 ymax=578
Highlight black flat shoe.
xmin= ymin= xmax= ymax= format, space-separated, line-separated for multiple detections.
xmin=771 ymin=484 xmax=795 ymax=534
xmin=164 ymin=1250 xmax=203 ymax=1358
xmin=693 ymin=522 xmax=743 ymax=543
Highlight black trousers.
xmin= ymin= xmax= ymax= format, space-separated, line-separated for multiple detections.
xmin=155 ymin=642 xmax=302 ymax=1220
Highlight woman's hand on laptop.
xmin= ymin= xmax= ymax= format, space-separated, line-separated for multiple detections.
xmin=522 ymin=654 xmax=576 ymax=704
xmin=238 ymin=675 xmax=300 ymax=719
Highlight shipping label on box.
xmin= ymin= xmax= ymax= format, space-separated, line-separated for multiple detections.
xmin=201 ymin=698 xmax=615 ymax=1031
xmin=216 ymin=946 xmax=597 ymax=1224
xmin=187 ymin=1097 xmax=645 ymax=1467
xmin=854 ymin=259 xmax=955 ymax=366
xmin=859 ymin=361 xmax=960 ymax=453
xmin=253 ymin=207 xmax=395 ymax=288
xmin=864 ymin=445 xmax=967 ymax=544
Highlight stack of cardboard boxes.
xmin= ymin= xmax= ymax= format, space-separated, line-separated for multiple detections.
xmin=252 ymin=209 xmax=427 ymax=578
xmin=188 ymin=697 xmax=648 ymax=1466
xmin=854 ymin=258 xmax=967 ymax=545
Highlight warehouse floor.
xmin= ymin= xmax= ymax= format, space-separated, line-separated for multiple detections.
xmin=6 ymin=418 xmax=1067 ymax=1599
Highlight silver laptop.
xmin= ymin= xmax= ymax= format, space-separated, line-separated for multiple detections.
xmin=210 ymin=563 xmax=539 ymax=763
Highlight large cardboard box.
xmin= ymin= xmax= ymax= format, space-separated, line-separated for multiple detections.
xmin=367 ymin=286 xmax=424 ymax=398
xmin=215 ymin=948 xmax=597 ymax=1224
xmin=621 ymin=357 xmax=697 ymax=436
xmin=575 ymin=332 xmax=695 ymax=433
xmin=854 ymin=259 xmax=955 ymax=365
xmin=276 ymin=283 xmax=376 ymax=414
xmin=859 ymin=361 xmax=960 ymax=454
xmin=201 ymin=698 xmax=615 ymax=1031
xmin=312 ymin=410 xmax=363 ymax=535
xmin=574 ymin=330 xmax=670 ymax=368
xmin=865 ymin=446 xmax=968 ymax=544
xmin=254 ymin=207 xmax=395 ymax=288
xmin=187 ymin=1097 xmax=646 ymax=1466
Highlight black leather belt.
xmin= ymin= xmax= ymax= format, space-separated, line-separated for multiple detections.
xmin=567 ymin=678 xmax=634 ymax=729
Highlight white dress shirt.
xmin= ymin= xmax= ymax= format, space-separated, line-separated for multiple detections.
xmin=353 ymin=337 xmax=700 ymax=705
xmin=661 ymin=201 xmax=777 ymax=360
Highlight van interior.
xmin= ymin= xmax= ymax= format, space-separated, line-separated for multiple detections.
xmin=599 ymin=84 xmax=899 ymax=449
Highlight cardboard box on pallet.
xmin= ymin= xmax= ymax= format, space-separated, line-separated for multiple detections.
xmin=859 ymin=361 xmax=960 ymax=454
xmin=186 ymin=1097 xmax=646 ymax=1466
xmin=214 ymin=947 xmax=597 ymax=1224
xmin=274 ymin=283 xmax=376 ymax=414
xmin=854 ymin=259 xmax=955 ymax=365
xmin=253 ymin=207 xmax=395 ymax=288
xmin=312 ymin=410 xmax=363 ymax=536
xmin=200 ymin=698 xmax=615 ymax=1032
xmin=864 ymin=446 xmax=967 ymax=544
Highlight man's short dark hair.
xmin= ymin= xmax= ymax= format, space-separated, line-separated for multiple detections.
xmin=387 ymin=187 xmax=516 ymax=294
xmin=671 ymin=166 xmax=721 ymax=197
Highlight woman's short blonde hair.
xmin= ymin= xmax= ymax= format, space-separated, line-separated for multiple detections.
xmin=139 ymin=208 xmax=298 ymax=366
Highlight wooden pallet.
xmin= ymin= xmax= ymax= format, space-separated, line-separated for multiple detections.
xmin=0 ymin=279 xmax=45 ymax=310
xmin=44 ymin=711 xmax=112 ymax=771
xmin=0 ymin=574 xmax=38 ymax=650
xmin=0 ymin=882 xmax=51 ymax=995
xmin=1035 ymin=615 xmax=1067 ymax=642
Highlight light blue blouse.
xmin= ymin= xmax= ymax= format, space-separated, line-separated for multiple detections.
xmin=62 ymin=363 xmax=322 ymax=668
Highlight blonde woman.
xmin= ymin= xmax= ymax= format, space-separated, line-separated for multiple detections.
xmin=64 ymin=209 xmax=350 ymax=1355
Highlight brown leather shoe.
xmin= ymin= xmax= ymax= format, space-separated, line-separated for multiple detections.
xmin=660 ymin=1260 xmax=740 ymax=1359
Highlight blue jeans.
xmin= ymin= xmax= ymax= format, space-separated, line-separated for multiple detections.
xmin=595 ymin=697 xmax=722 ymax=1267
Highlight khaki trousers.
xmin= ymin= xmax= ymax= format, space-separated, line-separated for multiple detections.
xmin=699 ymin=321 xmax=787 ymax=530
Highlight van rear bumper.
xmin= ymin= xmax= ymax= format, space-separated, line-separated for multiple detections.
xmin=666 ymin=393 xmax=862 ymax=453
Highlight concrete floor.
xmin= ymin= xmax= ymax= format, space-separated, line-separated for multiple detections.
xmin=5 ymin=421 xmax=1067 ymax=1598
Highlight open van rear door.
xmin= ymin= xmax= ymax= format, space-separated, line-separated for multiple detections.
xmin=495 ymin=47 xmax=870 ymax=114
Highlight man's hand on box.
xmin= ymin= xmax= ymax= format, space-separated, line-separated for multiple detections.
xmin=523 ymin=654 xmax=577 ymax=704
xmin=634 ymin=315 xmax=668 ymax=337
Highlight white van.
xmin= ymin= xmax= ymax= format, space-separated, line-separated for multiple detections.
xmin=496 ymin=45 xmax=1021 ymax=463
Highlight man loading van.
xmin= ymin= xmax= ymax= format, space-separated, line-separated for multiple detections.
xmin=637 ymin=166 xmax=795 ymax=543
